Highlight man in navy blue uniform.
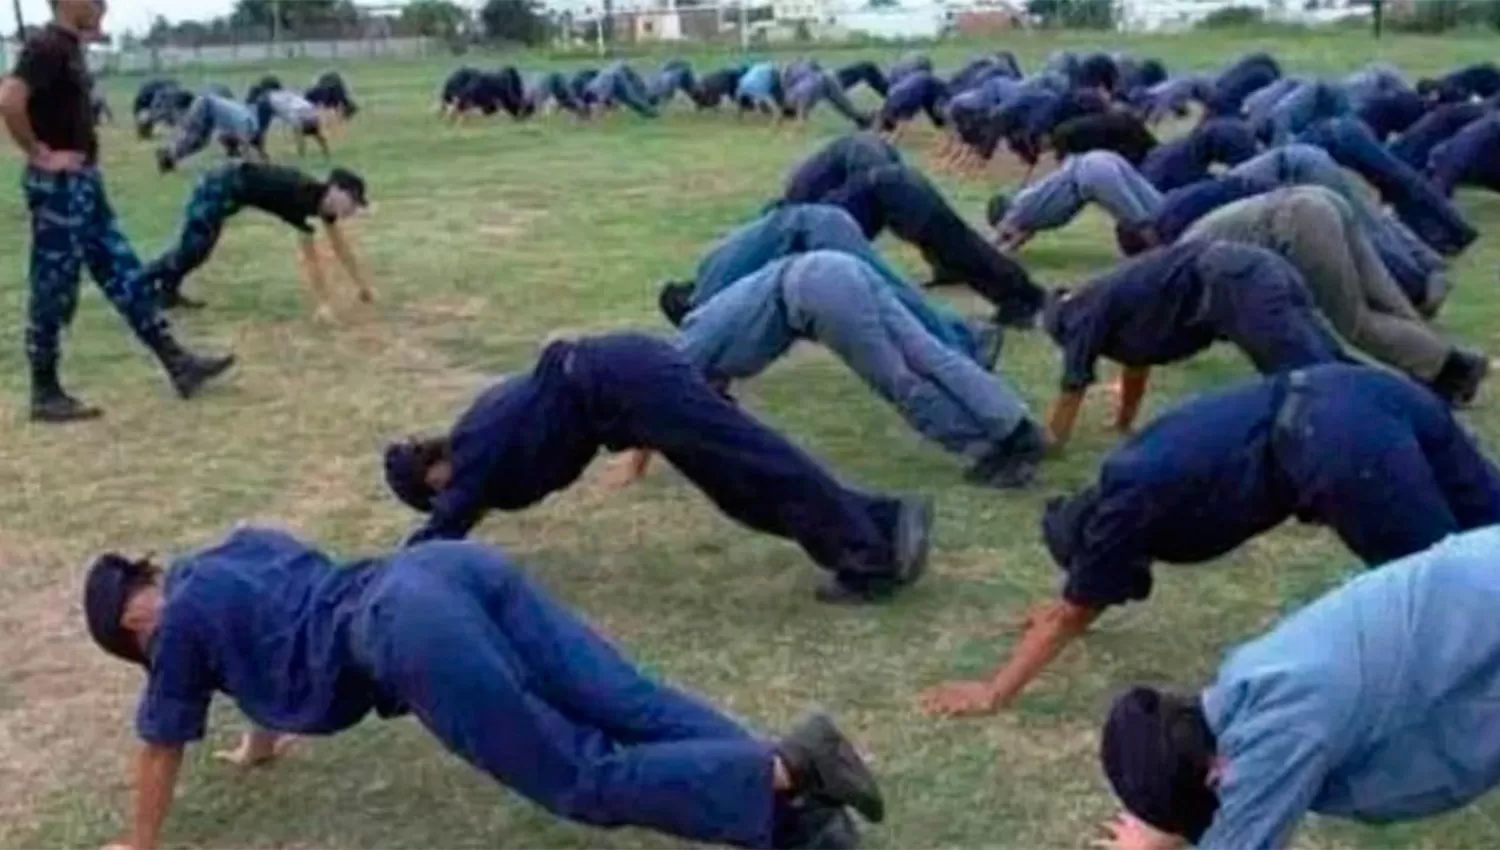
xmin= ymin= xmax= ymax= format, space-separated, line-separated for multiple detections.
xmin=782 ymin=132 xmax=902 ymax=204
xmin=1138 ymin=118 xmax=1259 ymax=192
xmin=921 ymin=364 xmax=1500 ymax=716
xmin=1041 ymin=241 xmax=1345 ymax=450
xmin=815 ymin=164 xmax=1043 ymax=327
xmin=83 ymin=527 xmax=884 ymax=850
xmin=384 ymin=333 xmax=932 ymax=604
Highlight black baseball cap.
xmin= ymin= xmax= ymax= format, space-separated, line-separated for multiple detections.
xmin=328 ymin=168 xmax=368 ymax=207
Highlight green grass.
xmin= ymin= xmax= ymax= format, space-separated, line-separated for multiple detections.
xmin=4 ymin=28 xmax=1500 ymax=850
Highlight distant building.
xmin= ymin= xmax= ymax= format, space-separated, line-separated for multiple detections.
xmin=1117 ymin=0 xmax=1368 ymax=31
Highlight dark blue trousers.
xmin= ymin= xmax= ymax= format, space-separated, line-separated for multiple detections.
xmin=1430 ymin=115 xmax=1500 ymax=197
xmin=353 ymin=543 xmax=778 ymax=847
xmin=142 ymin=164 xmax=243 ymax=297
xmin=563 ymin=335 xmax=902 ymax=581
xmin=1274 ymin=368 xmax=1500 ymax=566
xmin=1301 ymin=117 xmax=1477 ymax=255
xmin=24 ymin=167 xmax=168 ymax=370
xmin=1388 ymin=102 xmax=1487 ymax=170
xmin=1200 ymin=244 xmax=1346 ymax=374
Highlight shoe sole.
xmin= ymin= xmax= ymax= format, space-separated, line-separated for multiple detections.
xmin=894 ymin=497 xmax=933 ymax=588
xmin=797 ymin=714 xmax=885 ymax=824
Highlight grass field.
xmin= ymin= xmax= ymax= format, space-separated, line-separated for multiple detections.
xmin=4 ymin=27 xmax=1500 ymax=850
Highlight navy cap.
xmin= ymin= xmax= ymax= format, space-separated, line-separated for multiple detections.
xmin=1101 ymin=687 xmax=1220 ymax=842
xmin=83 ymin=553 xmax=154 ymax=666
xmin=384 ymin=440 xmax=435 ymax=512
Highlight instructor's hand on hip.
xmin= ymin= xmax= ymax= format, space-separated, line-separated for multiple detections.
xmin=31 ymin=145 xmax=85 ymax=173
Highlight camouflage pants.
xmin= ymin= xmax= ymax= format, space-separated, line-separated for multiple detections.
xmin=24 ymin=167 xmax=167 ymax=369
xmin=141 ymin=165 xmax=243 ymax=297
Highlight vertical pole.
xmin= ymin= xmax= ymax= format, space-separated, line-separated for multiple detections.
xmin=1372 ymin=0 xmax=1384 ymax=39
xmin=739 ymin=0 xmax=748 ymax=49
xmin=271 ymin=0 xmax=281 ymax=55
xmin=12 ymin=0 xmax=25 ymax=39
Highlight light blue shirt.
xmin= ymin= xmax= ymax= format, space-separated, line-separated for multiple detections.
xmin=1199 ymin=526 xmax=1500 ymax=848
xmin=204 ymin=95 xmax=258 ymax=138
xmin=737 ymin=62 xmax=778 ymax=103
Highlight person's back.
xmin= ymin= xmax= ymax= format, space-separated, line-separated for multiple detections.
xmin=1098 ymin=373 xmax=1286 ymax=565
xmin=1202 ymin=526 xmax=1500 ymax=845
xmin=142 ymin=527 xmax=384 ymax=742
xmin=267 ymin=88 xmax=317 ymax=123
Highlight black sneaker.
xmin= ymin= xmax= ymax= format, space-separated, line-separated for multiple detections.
xmin=776 ymin=714 xmax=885 ymax=824
xmin=30 ymin=390 xmax=103 ymax=424
xmin=155 ymin=148 xmax=175 ymax=173
xmin=892 ymin=496 xmax=933 ymax=588
xmin=964 ymin=420 xmax=1045 ymax=489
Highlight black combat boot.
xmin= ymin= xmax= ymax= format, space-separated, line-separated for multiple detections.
xmin=29 ymin=362 xmax=103 ymax=423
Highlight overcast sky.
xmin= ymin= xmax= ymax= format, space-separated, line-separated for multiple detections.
xmin=3 ymin=0 xmax=239 ymax=35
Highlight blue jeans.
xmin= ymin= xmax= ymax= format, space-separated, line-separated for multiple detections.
xmin=692 ymin=204 xmax=981 ymax=362
xmin=678 ymin=251 xmax=1031 ymax=457
xmin=1005 ymin=150 xmax=1163 ymax=233
xmin=1298 ymin=117 xmax=1476 ymax=256
xmin=591 ymin=65 xmax=657 ymax=118
xmin=782 ymin=133 xmax=901 ymax=203
xmin=649 ymin=65 xmax=696 ymax=105
xmin=785 ymin=71 xmax=867 ymax=127
xmin=1264 ymin=81 xmax=1351 ymax=145
xmin=24 ymin=167 xmax=168 ymax=369
xmin=352 ymin=543 xmax=779 ymax=848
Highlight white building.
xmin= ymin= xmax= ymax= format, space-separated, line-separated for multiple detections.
xmin=1116 ymin=0 xmax=1368 ymax=32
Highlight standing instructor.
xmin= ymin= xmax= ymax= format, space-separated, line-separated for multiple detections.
xmin=0 ymin=0 xmax=233 ymax=423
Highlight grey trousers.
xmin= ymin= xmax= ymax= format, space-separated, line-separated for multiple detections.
xmin=1184 ymin=186 xmax=1450 ymax=381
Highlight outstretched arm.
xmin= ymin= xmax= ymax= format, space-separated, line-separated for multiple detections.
xmin=323 ymin=221 xmax=373 ymax=302
xmin=921 ymin=598 xmax=1102 ymax=717
xmin=1046 ymin=389 xmax=1086 ymax=451
xmin=297 ymin=236 xmax=336 ymax=321
xmin=1115 ymin=366 xmax=1151 ymax=434
xmin=107 ymin=743 xmax=184 ymax=850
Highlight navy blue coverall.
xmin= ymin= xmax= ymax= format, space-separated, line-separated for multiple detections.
xmin=820 ymin=164 xmax=1044 ymax=325
xmin=1430 ymin=114 xmax=1500 ymax=197
xmin=1043 ymin=364 xmax=1500 ymax=611
xmin=782 ymin=132 xmax=902 ymax=204
xmin=406 ymin=334 xmax=909 ymax=590
xmin=1208 ymin=52 xmax=1281 ymax=116
xmin=1139 ymin=118 xmax=1259 ymax=192
xmin=1388 ymin=102 xmax=1488 ymax=170
xmin=1354 ymin=88 xmax=1428 ymax=141
xmin=1045 ymin=241 xmax=1344 ymax=392
xmin=136 ymin=527 xmax=803 ymax=848
xmin=1048 ymin=110 xmax=1159 ymax=166
xmin=877 ymin=71 xmax=947 ymax=131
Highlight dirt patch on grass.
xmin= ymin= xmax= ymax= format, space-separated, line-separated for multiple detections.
xmin=0 ymin=554 xmax=133 ymax=845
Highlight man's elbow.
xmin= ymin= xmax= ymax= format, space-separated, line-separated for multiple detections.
xmin=0 ymin=79 xmax=28 ymax=116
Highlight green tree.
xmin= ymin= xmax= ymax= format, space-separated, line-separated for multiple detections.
xmin=401 ymin=0 xmax=469 ymax=37
xmin=479 ymin=0 xmax=548 ymax=44
xmin=1026 ymin=0 xmax=1113 ymax=29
